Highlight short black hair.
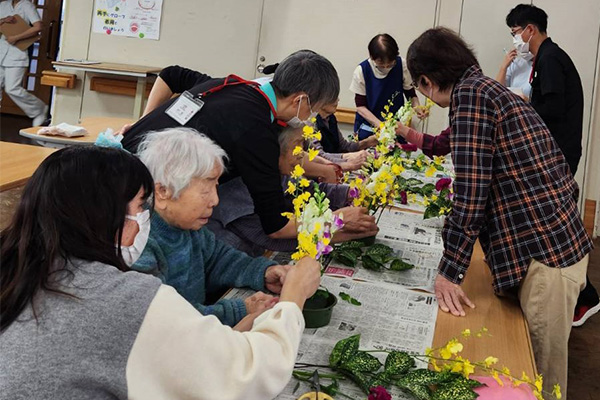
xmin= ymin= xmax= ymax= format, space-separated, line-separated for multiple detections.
xmin=506 ymin=4 xmax=548 ymax=33
xmin=407 ymin=27 xmax=479 ymax=92
xmin=368 ymin=34 xmax=399 ymax=62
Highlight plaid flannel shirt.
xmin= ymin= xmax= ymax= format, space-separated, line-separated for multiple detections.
xmin=439 ymin=65 xmax=593 ymax=292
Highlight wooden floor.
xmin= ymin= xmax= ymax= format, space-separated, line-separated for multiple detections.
xmin=1 ymin=114 xmax=599 ymax=399
xmin=568 ymin=238 xmax=600 ymax=400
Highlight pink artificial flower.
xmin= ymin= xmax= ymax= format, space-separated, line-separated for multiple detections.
xmin=435 ymin=177 xmax=452 ymax=192
xmin=400 ymin=143 xmax=418 ymax=152
xmin=368 ymin=386 xmax=392 ymax=400
xmin=399 ymin=190 xmax=408 ymax=205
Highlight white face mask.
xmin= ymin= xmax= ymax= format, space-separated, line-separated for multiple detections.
xmin=513 ymin=31 xmax=532 ymax=59
xmin=375 ymin=66 xmax=393 ymax=75
xmin=120 ymin=209 xmax=151 ymax=266
xmin=287 ymin=95 xmax=317 ymax=128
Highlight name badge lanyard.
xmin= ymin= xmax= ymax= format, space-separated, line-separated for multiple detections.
xmin=166 ymin=74 xmax=287 ymax=127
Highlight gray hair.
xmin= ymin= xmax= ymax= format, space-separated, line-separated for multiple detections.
xmin=278 ymin=127 xmax=303 ymax=151
xmin=272 ymin=50 xmax=340 ymax=107
xmin=137 ymin=127 xmax=228 ymax=199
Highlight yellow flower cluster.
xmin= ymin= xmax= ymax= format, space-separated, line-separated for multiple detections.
xmin=424 ymin=328 xmax=560 ymax=400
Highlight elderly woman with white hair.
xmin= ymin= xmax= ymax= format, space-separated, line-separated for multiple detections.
xmin=132 ymin=127 xmax=291 ymax=328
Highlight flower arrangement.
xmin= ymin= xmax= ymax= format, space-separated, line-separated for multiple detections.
xmin=293 ymin=328 xmax=561 ymax=400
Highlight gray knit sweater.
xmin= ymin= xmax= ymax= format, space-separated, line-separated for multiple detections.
xmin=0 ymin=260 xmax=161 ymax=399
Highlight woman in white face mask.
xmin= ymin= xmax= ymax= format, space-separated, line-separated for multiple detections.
xmin=1 ymin=145 xmax=322 ymax=400
xmin=350 ymin=33 xmax=426 ymax=140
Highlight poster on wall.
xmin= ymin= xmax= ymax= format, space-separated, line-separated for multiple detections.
xmin=92 ymin=0 xmax=164 ymax=40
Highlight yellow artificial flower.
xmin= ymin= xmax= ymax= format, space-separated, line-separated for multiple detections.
xmin=285 ymin=181 xmax=296 ymax=194
xmin=534 ymin=374 xmax=543 ymax=392
xmin=552 ymin=384 xmax=562 ymax=399
xmin=447 ymin=339 xmax=464 ymax=355
xmin=293 ymin=146 xmax=304 ymax=156
xmin=520 ymin=372 xmax=532 ymax=384
xmin=492 ymin=370 xmax=504 ymax=386
xmin=281 ymin=212 xmax=294 ymax=220
xmin=297 ymin=231 xmax=317 ymax=258
xmin=430 ymin=194 xmax=438 ymax=201
xmin=302 ymin=125 xmax=314 ymax=137
xmin=433 ymin=155 xmax=445 ymax=165
xmin=461 ymin=329 xmax=471 ymax=338
xmin=501 ymin=366 xmax=511 ymax=377
xmin=307 ymin=148 xmax=319 ymax=161
xmin=299 ymin=178 xmax=310 ymax=188
xmin=425 ymin=165 xmax=437 ymax=177
xmin=391 ymin=163 xmax=404 ymax=175
xmin=291 ymin=164 xmax=305 ymax=179
xmin=483 ymin=356 xmax=498 ymax=368
xmin=462 ymin=359 xmax=475 ymax=378
xmin=451 ymin=361 xmax=463 ymax=373
xmin=416 ymin=159 xmax=423 ymax=168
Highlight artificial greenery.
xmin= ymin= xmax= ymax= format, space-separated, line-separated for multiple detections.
xmin=331 ymin=241 xmax=415 ymax=272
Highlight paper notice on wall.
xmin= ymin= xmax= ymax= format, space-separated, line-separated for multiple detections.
xmin=93 ymin=0 xmax=164 ymax=40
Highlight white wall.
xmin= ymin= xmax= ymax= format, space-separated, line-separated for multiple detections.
xmin=54 ymin=0 xmax=600 ymax=234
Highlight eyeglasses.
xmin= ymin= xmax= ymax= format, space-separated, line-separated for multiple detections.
xmin=510 ymin=26 xmax=526 ymax=37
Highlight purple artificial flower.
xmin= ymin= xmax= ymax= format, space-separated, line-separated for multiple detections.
xmin=400 ymin=143 xmax=418 ymax=152
xmin=349 ymin=186 xmax=360 ymax=199
xmin=373 ymin=149 xmax=379 ymax=159
xmin=333 ymin=214 xmax=344 ymax=229
xmin=399 ymin=190 xmax=408 ymax=205
xmin=323 ymin=230 xmax=331 ymax=239
xmin=435 ymin=177 xmax=452 ymax=192
xmin=368 ymin=386 xmax=392 ymax=400
xmin=316 ymin=241 xmax=334 ymax=259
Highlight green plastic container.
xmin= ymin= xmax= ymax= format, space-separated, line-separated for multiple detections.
xmin=302 ymin=290 xmax=338 ymax=328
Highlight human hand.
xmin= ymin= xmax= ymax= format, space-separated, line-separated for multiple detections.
xmin=362 ymin=135 xmax=379 ymax=149
xmin=115 ymin=123 xmax=133 ymax=136
xmin=434 ymin=274 xmax=475 ymax=317
xmin=244 ymin=291 xmax=278 ymax=314
xmin=264 ymin=264 xmax=291 ymax=294
xmin=334 ymin=206 xmax=378 ymax=234
xmin=395 ymin=120 xmax=410 ymax=138
xmin=281 ymin=257 xmax=322 ymax=301
xmin=501 ymin=49 xmax=517 ymax=70
xmin=6 ymin=35 xmax=18 ymax=45
xmin=342 ymin=150 xmax=367 ymax=164
xmin=1 ymin=16 xmax=17 ymax=24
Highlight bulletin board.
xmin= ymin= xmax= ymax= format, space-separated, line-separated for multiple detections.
xmin=92 ymin=0 xmax=164 ymax=40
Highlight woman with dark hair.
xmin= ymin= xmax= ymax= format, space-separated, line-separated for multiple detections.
xmin=0 ymin=146 xmax=321 ymax=399
xmin=407 ymin=27 xmax=592 ymax=396
xmin=350 ymin=33 xmax=425 ymax=140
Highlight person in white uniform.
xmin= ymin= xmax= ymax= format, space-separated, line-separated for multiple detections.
xmin=0 ymin=0 xmax=47 ymax=126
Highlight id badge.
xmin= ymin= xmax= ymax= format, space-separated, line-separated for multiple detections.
xmin=165 ymin=91 xmax=204 ymax=125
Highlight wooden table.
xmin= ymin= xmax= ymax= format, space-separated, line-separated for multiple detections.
xmin=0 ymin=142 xmax=55 ymax=191
xmin=19 ymin=116 xmax=135 ymax=148
xmin=52 ymin=61 xmax=161 ymax=118
xmin=432 ymin=241 xmax=537 ymax=378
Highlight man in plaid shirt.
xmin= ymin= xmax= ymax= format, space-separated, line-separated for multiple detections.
xmin=407 ymin=27 xmax=592 ymax=396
